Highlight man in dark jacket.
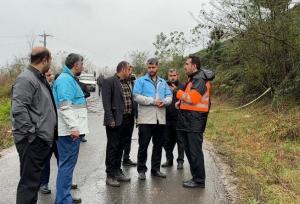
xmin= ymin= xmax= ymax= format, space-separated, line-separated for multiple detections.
xmin=174 ymin=55 xmax=214 ymax=188
xmin=122 ymin=65 xmax=137 ymax=166
xmin=39 ymin=69 xmax=59 ymax=194
xmin=11 ymin=47 xmax=57 ymax=204
xmin=102 ymin=61 xmax=134 ymax=187
xmin=97 ymin=74 xmax=104 ymax=96
xmin=161 ymin=69 xmax=185 ymax=169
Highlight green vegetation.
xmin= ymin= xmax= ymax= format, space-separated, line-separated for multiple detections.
xmin=0 ymin=99 xmax=10 ymax=122
xmin=0 ymin=98 xmax=13 ymax=151
xmin=201 ymin=2 xmax=300 ymax=106
xmin=0 ymin=59 xmax=21 ymax=150
xmin=207 ymin=101 xmax=300 ymax=203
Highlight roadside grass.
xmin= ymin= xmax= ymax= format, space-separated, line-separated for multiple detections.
xmin=0 ymin=84 xmax=11 ymax=99
xmin=0 ymin=98 xmax=13 ymax=151
xmin=206 ymin=102 xmax=300 ymax=203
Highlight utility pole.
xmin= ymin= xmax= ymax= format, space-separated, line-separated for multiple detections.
xmin=38 ymin=32 xmax=53 ymax=47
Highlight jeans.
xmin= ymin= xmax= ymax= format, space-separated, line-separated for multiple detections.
xmin=55 ymin=136 xmax=80 ymax=204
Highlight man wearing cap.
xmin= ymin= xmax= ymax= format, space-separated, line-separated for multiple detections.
xmin=11 ymin=47 xmax=57 ymax=204
xmin=133 ymin=58 xmax=172 ymax=180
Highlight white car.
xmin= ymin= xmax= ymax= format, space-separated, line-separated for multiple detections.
xmin=79 ymin=74 xmax=96 ymax=92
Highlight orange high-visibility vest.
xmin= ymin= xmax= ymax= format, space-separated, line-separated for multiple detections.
xmin=178 ymin=81 xmax=211 ymax=112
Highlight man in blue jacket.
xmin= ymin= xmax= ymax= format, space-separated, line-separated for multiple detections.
xmin=52 ymin=53 xmax=89 ymax=204
xmin=133 ymin=58 xmax=172 ymax=180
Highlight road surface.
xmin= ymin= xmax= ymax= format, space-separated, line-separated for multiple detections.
xmin=0 ymin=92 xmax=232 ymax=204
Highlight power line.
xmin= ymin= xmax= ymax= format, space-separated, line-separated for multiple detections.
xmin=0 ymin=35 xmax=27 ymax=38
xmin=38 ymin=32 xmax=54 ymax=47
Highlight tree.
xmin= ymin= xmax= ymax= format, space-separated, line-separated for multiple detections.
xmin=128 ymin=50 xmax=149 ymax=75
xmin=192 ymin=0 xmax=300 ymax=104
xmin=153 ymin=31 xmax=189 ymax=64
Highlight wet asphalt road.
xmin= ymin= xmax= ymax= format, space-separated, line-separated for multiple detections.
xmin=0 ymin=91 xmax=230 ymax=204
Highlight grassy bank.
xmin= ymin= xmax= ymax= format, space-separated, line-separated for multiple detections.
xmin=0 ymin=98 xmax=13 ymax=151
xmin=206 ymin=102 xmax=300 ymax=203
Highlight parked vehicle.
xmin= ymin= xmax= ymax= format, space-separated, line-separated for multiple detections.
xmin=79 ymin=73 xmax=96 ymax=92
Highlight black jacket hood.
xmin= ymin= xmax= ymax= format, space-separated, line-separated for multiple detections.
xmin=191 ymin=68 xmax=215 ymax=81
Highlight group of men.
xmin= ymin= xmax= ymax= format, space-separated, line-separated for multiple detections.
xmin=102 ymin=56 xmax=214 ymax=189
xmin=11 ymin=46 xmax=214 ymax=204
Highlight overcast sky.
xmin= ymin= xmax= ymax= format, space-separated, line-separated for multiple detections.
xmin=0 ymin=0 xmax=209 ymax=70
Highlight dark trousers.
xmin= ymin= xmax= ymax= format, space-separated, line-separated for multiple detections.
xmin=15 ymin=137 xmax=51 ymax=204
xmin=177 ymin=113 xmax=208 ymax=183
xmin=40 ymin=142 xmax=59 ymax=186
xmin=137 ymin=124 xmax=165 ymax=173
xmin=163 ymin=122 xmax=184 ymax=163
xmin=105 ymin=115 xmax=132 ymax=177
xmin=178 ymin=131 xmax=205 ymax=183
xmin=122 ymin=116 xmax=134 ymax=161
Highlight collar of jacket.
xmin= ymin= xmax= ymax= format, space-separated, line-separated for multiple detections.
xmin=28 ymin=65 xmax=45 ymax=80
xmin=144 ymin=73 xmax=163 ymax=83
xmin=189 ymin=69 xmax=215 ymax=82
xmin=62 ymin=65 xmax=75 ymax=77
xmin=188 ymin=70 xmax=200 ymax=79
xmin=114 ymin=73 xmax=126 ymax=82
xmin=167 ymin=80 xmax=179 ymax=86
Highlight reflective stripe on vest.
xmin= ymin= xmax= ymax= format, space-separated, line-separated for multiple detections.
xmin=179 ymin=81 xmax=211 ymax=112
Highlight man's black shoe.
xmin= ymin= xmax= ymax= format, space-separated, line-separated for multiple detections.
xmin=81 ymin=137 xmax=87 ymax=142
xmin=161 ymin=161 xmax=173 ymax=168
xmin=106 ymin=177 xmax=120 ymax=187
xmin=138 ymin=172 xmax=146 ymax=180
xmin=115 ymin=171 xmax=131 ymax=182
xmin=122 ymin=159 xmax=137 ymax=167
xmin=72 ymin=197 xmax=82 ymax=203
xmin=39 ymin=185 xmax=51 ymax=194
xmin=183 ymin=179 xmax=194 ymax=184
xmin=151 ymin=170 xmax=167 ymax=178
xmin=177 ymin=162 xmax=183 ymax=170
xmin=71 ymin=184 xmax=78 ymax=190
xmin=182 ymin=180 xmax=205 ymax=188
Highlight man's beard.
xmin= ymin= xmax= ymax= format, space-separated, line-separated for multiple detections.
xmin=43 ymin=64 xmax=51 ymax=74
xmin=75 ymin=71 xmax=82 ymax=76
xmin=149 ymin=71 xmax=157 ymax=77
xmin=172 ymin=79 xmax=179 ymax=85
